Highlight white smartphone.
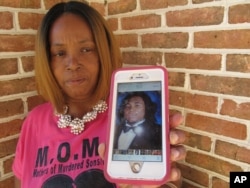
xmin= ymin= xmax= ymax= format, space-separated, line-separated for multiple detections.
xmin=104 ymin=66 xmax=170 ymax=185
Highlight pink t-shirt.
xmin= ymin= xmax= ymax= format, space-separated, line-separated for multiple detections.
xmin=12 ymin=102 xmax=117 ymax=188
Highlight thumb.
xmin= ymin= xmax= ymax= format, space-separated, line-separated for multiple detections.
xmin=98 ymin=143 xmax=105 ymax=159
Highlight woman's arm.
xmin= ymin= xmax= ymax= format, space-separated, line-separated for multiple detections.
xmin=14 ymin=177 xmax=21 ymax=188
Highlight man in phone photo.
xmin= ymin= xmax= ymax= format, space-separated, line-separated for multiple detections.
xmin=113 ymin=91 xmax=162 ymax=151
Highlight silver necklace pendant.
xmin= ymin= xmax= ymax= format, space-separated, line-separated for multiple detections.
xmin=70 ymin=118 xmax=84 ymax=135
xmin=56 ymin=100 xmax=108 ymax=135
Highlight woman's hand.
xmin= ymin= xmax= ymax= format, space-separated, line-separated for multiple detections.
xmin=99 ymin=113 xmax=186 ymax=188
xmin=168 ymin=113 xmax=186 ymax=183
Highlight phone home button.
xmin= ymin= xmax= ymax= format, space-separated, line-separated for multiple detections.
xmin=130 ymin=162 xmax=143 ymax=173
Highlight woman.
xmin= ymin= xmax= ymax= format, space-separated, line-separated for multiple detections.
xmin=12 ymin=1 xmax=185 ymax=188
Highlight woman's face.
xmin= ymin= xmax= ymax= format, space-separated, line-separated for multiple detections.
xmin=124 ymin=96 xmax=146 ymax=125
xmin=49 ymin=13 xmax=99 ymax=102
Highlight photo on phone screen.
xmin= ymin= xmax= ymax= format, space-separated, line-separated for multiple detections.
xmin=112 ymin=81 xmax=163 ymax=162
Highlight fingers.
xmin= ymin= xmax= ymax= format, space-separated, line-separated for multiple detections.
xmin=170 ymin=145 xmax=186 ymax=161
xmin=98 ymin=143 xmax=105 ymax=159
xmin=168 ymin=167 xmax=181 ymax=182
xmin=169 ymin=114 xmax=184 ymax=128
xmin=169 ymin=129 xmax=186 ymax=145
xmin=168 ymin=113 xmax=186 ymax=186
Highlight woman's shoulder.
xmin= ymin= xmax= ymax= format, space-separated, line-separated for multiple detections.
xmin=20 ymin=102 xmax=55 ymax=135
xmin=26 ymin=102 xmax=54 ymax=119
xmin=30 ymin=102 xmax=53 ymax=112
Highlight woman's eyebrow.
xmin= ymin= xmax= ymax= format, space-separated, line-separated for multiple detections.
xmin=50 ymin=39 xmax=93 ymax=46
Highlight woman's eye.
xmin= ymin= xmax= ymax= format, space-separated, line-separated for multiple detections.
xmin=80 ymin=48 xmax=93 ymax=53
xmin=56 ymin=51 xmax=65 ymax=56
xmin=51 ymin=51 xmax=65 ymax=57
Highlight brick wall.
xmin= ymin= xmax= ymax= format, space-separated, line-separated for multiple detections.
xmin=0 ymin=0 xmax=249 ymax=187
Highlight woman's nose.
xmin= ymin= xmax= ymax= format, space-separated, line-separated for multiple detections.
xmin=67 ymin=56 xmax=80 ymax=71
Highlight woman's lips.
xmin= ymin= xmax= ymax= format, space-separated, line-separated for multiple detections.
xmin=66 ymin=77 xmax=86 ymax=85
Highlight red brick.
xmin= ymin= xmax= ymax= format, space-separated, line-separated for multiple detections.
xmin=27 ymin=95 xmax=46 ymax=111
xmin=183 ymin=131 xmax=212 ymax=152
xmin=21 ymin=56 xmax=35 ymax=72
xmin=140 ymin=0 xmax=168 ymax=10
xmin=0 ymin=35 xmax=35 ymax=52
xmin=0 ymin=138 xmax=18 ymax=158
xmin=168 ymin=72 xmax=185 ymax=87
xmin=194 ymin=30 xmax=250 ymax=49
xmin=121 ymin=14 xmax=161 ymax=30
xmin=190 ymin=75 xmax=250 ymax=97
xmin=116 ymin=34 xmax=138 ymax=48
xmin=168 ymin=0 xmax=188 ymax=6
xmin=18 ymin=12 xmax=44 ymax=30
xmin=43 ymin=0 xmax=66 ymax=9
xmin=165 ymin=53 xmax=221 ymax=70
xmin=220 ymin=99 xmax=250 ymax=120
xmin=186 ymin=151 xmax=242 ymax=176
xmin=142 ymin=32 xmax=188 ymax=48
xmin=0 ymin=0 xmax=40 ymax=8
xmin=0 ymin=99 xmax=24 ymax=118
xmin=3 ymin=157 xmax=14 ymax=174
xmin=122 ymin=51 xmax=162 ymax=65
xmin=181 ymin=182 xmax=199 ymax=188
xmin=215 ymin=140 xmax=250 ymax=164
xmin=0 ymin=176 xmax=14 ymax=188
xmin=226 ymin=54 xmax=250 ymax=73
xmin=167 ymin=7 xmax=223 ymax=27
xmin=90 ymin=2 xmax=105 ymax=16
xmin=0 ymin=119 xmax=23 ymax=138
xmin=169 ymin=90 xmax=218 ymax=113
xmin=0 ymin=58 xmax=18 ymax=75
xmin=177 ymin=163 xmax=209 ymax=186
xmin=229 ymin=4 xmax=250 ymax=24
xmin=212 ymin=177 xmax=229 ymax=188
xmin=108 ymin=0 xmax=136 ymax=15
xmin=107 ymin=18 xmax=118 ymax=32
xmin=192 ymin=0 xmax=213 ymax=4
xmin=0 ymin=77 xmax=35 ymax=96
xmin=0 ymin=12 xmax=13 ymax=29
xmin=186 ymin=113 xmax=247 ymax=139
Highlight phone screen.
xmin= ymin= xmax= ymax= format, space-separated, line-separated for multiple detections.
xmin=112 ymin=81 xmax=163 ymax=162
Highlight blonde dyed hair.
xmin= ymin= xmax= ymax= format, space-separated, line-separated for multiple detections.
xmin=35 ymin=1 xmax=122 ymax=113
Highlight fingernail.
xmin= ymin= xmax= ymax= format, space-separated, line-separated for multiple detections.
xmin=170 ymin=131 xmax=178 ymax=144
xmin=172 ymin=149 xmax=180 ymax=159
